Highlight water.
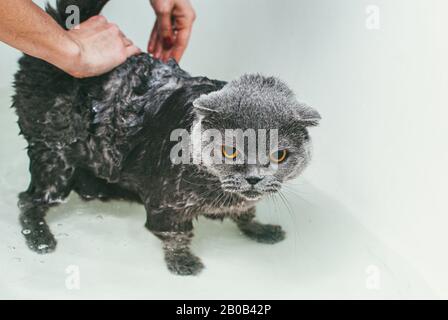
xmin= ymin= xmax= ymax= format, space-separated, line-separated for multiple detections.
xmin=0 ymin=87 xmax=434 ymax=299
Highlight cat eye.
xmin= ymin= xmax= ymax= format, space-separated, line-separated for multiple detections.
xmin=222 ymin=145 xmax=238 ymax=160
xmin=270 ymin=149 xmax=288 ymax=164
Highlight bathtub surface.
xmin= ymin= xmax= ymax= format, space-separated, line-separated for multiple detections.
xmin=0 ymin=87 xmax=434 ymax=299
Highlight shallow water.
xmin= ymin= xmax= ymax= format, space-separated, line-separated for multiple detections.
xmin=0 ymin=87 xmax=434 ymax=299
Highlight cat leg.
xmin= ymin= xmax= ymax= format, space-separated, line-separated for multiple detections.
xmin=19 ymin=146 xmax=74 ymax=254
xmin=145 ymin=205 xmax=204 ymax=276
xmin=232 ymin=207 xmax=286 ymax=244
xmin=19 ymin=191 xmax=58 ymax=254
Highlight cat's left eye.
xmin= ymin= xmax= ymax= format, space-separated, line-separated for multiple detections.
xmin=270 ymin=149 xmax=288 ymax=164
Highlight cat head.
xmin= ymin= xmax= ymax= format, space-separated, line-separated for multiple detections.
xmin=191 ymin=74 xmax=320 ymax=201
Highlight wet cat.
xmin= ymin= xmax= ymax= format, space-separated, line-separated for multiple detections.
xmin=12 ymin=0 xmax=320 ymax=275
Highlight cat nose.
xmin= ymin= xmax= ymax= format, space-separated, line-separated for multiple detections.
xmin=246 ymin=177 xmax=263 ymax=185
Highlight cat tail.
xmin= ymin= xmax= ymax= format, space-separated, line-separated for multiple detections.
xmin=46 ymin=0 xmax=110 ymax=29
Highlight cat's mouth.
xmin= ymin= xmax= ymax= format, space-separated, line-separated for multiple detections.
xmin=240 ymin=190 xmax=263 ymax=201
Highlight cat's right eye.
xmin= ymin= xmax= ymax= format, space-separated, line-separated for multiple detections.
xmin=222 ymin=145 xmax=238 ymax=160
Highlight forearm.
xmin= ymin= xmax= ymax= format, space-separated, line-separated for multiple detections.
xmin=0 ymin=0 xmax=78 ymax=70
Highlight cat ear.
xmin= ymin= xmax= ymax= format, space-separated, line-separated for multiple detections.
xmin=192 ymin=94 xmax=220 ymax=117
xmin=296 ymin=103 xmax=321 ymax=127
xmin=192 ymin=103 xmax=219 ymax=117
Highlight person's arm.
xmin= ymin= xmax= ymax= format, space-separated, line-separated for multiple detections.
xmin=0 ymin=0 xmax=140 ymax=78
xmin=148 ymin=0 xmax=196 ymax=62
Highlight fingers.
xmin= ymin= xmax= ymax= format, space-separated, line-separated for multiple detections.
xmin=161 ymin=47 xmax=173 ymax=62
xmin=148 ymin=21 xmax=158 ymax=53
xmin=171 ymin=27 xmax=191 ymax=62
xmin=105 ymin=23 xmax=140 ymax=57
xmin=122 ymin=37 xmax=133 ymax=47
xmin=153 ymin=33 xmax=164 ymax=59
xmin=150 ymin=18 xmax=168 ymax=60
xmin=148 ymin=0 xmax=196 ymax=62
xmin=66 ymin=14 xmax=142 ymax=77
xmin=103 ymin=22 xmax=141 ymax=59
xmin=122 ymin=34 xmax=141 ymax=58
xmin=118 ymin=31 xmax=141 ymax=58
xmin=157 ymin=12 xmax=175 ymax=49
xmin=125 ymin=45 xmax=141 ymax=58
xmin=119 ymin=30 xmax=133 ymax=47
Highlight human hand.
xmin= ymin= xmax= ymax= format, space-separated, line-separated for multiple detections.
xmin=148 ymin=0 xmax=196 ymax=62
xmin=63 ymin=16 xmax=141 ymax=78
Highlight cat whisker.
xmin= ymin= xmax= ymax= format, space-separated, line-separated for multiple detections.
xmin=277 ymin=190 xmax=300 ymax=254
xmin=196 ymin=187 xmax=223 ymax=199
xmin=181 ymin=177 xmax=205 ymax=186
xmin=281 ymin=184 xmax=313 ymax=206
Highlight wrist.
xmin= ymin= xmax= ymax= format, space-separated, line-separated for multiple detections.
xmin=44 ymin=32 xmax=85 ymax=78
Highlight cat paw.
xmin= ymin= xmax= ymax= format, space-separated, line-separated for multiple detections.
xmin=22 ymin=225 xmax=57 ymax=254
xmin=165 ymin=249 xmax=204 ymax=276
xmin=239 ymin=222 xmax=286 ymax=244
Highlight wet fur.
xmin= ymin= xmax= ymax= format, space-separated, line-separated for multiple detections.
xmin=12 ymin=0 xmax=319 ymax=275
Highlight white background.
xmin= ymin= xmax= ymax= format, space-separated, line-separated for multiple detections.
xmin=0 ymin=0 xmax=447 ymax=299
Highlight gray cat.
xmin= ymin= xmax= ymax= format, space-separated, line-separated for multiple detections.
xmin=12 ymin=0 xmax=320 ymax=275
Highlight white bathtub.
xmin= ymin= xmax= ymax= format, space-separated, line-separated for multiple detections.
xmin=0 ymin=0 xmax=446 ymax=299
